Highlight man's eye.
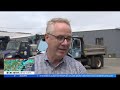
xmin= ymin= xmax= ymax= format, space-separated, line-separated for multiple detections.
xmin=67 ymin=36 xmax=72 ymax=39
xmin=67 ymin=38 xmax=71 ymax=40
xmin=57 ymin=36 xmax=64 ymax=40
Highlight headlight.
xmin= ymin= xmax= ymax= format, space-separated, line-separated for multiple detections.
xmin=6 ymin=55 xmax=12 ymax=58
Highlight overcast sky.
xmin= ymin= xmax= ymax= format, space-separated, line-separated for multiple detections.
xmin=0 ymin=11 xmax=120 ymax=34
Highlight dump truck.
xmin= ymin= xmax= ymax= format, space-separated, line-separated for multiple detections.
xmin=69 ymin=36 xmax=106 ymax=69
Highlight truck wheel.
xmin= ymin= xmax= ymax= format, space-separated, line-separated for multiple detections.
xmin=91 ymin=56 xmax=103 ymax=69
xmin=95 ymin=57 xmax=102 ymax=69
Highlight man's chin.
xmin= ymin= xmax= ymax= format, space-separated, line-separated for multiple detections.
xmin=57 ymin=52 xmax=66 ymax=58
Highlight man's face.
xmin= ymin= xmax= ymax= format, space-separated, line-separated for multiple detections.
xmin=45 ymin=22 xmax=72 ymax=58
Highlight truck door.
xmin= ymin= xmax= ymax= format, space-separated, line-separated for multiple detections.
xmin=37 ymin=39 xmax=48 ymax=54
xmin=70 ymin=38 xmax=82 ymax=59
xmin=19 ymin=42 xmax=30 ymax=58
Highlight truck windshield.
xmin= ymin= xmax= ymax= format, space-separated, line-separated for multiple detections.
xmin=69 ymin=38 xmax=82 ymax=58
xmin=38 ymin=39 xmax=48 ymax=53
xmin=73 ymin=39 xmax=81 ymax=49
xmin=6 ymin=41 xmax=20 ymax=50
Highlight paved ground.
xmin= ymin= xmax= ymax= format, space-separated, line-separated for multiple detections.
xmin=86 ymin=58 xmax=120 ymax=74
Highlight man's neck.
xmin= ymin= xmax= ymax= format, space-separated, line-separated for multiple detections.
xmin=46 ymin=51 xmax=63 ymax=66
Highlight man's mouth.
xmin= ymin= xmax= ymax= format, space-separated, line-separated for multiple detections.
xmin=58 ymin=48 xmax=67 ymax=51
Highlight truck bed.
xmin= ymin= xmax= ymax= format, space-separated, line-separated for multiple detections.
xmin=84 ymin=44 xmax=106 ymax=56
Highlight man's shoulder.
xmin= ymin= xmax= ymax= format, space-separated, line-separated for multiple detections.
xmin=64 ymin=55 xmax=79 ymax=63
xmin=64 ymin=55 xmax=87 ymax=74
xmin=31 ymin=53 xmax=45 ymax=61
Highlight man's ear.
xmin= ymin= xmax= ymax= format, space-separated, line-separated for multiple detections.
xmin=44 ymin=34 xmax=49 ymax=42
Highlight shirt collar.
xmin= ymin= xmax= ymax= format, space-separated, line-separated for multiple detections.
xmin=43 ymin=52 xmax=65 ymax=68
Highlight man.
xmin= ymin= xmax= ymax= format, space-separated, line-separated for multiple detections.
xmin=34 ymin=18 xmax=87 ymax=74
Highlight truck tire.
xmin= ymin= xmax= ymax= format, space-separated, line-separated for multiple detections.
xmin=91 ymin=56 xmax=103 ymax=69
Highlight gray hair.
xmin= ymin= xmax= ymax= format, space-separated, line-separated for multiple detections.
xmin=46 ymin=18 xmax=71 ymax=34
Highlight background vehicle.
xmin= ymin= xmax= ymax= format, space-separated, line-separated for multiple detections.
xmin=37 ymin=38 xmax=48 ymax=54
xmin=1 ymin=34 xmax=41 ymax=60
xmin=0 ymin=36 xmax=10 ymax=51
xmin=69 ymin=36 xmax=106 ymax=69
xmin=0 ymin=36 xmax=10 ymax=68
xmin=2 ymin=40 xmax=38 ymax=59
xmin=1 ymin=34 xmax=41 ymax=69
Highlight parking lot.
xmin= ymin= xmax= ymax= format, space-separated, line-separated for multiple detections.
xmin=86 ymin=58 xmax=120 ymax=74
